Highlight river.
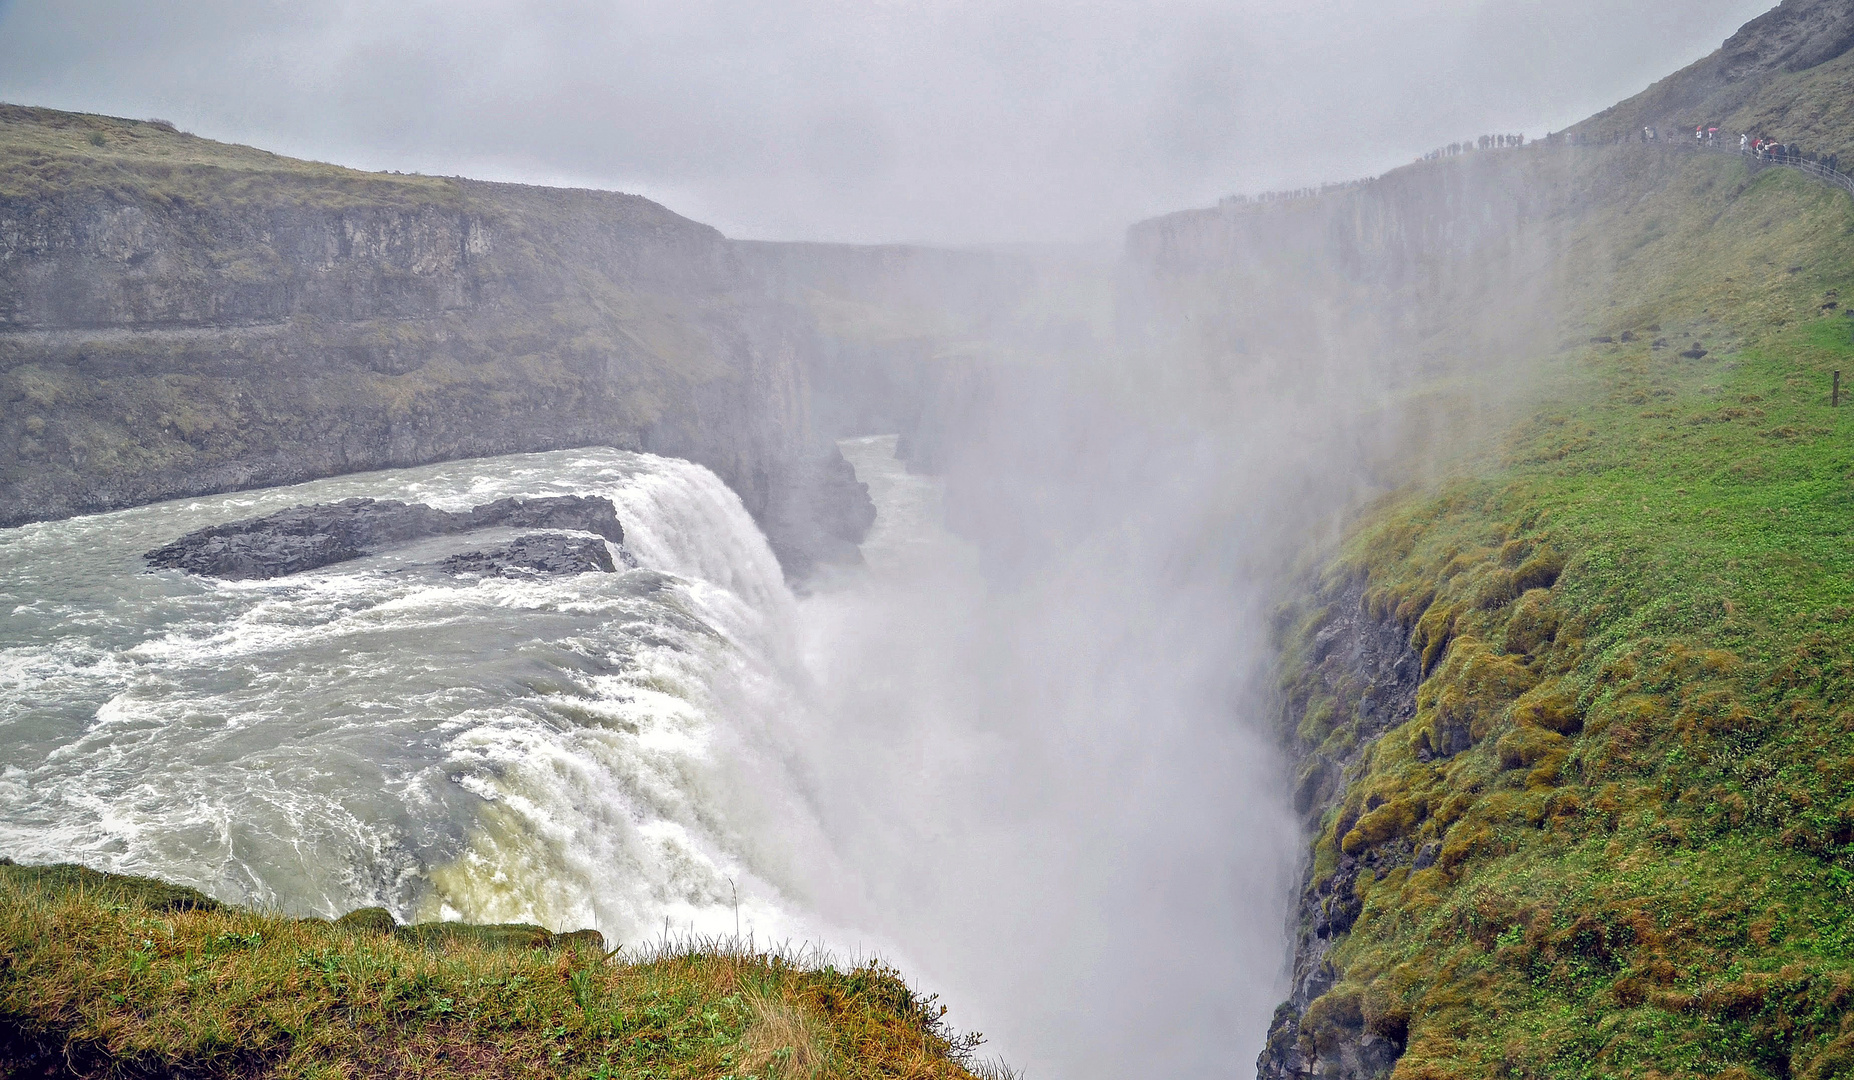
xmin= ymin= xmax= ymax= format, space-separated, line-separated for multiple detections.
xmin=0 ymin=435 xmax=1297 ymax=1078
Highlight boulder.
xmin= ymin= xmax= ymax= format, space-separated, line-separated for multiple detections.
xmin=467 ymin=495 xmax=623 ymax=543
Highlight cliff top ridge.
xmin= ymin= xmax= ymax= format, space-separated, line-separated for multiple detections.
xmin=0 ymin=102 xmax=702 ymax=234
xmin=1573 ymin=0 xmax=1854 ymax=153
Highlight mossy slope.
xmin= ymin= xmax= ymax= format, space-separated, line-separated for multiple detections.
xmin=1269 ymin=143 xmax=1854 ymax=1077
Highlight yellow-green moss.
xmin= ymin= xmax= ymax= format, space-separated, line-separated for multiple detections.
xmin=0 ymin=861 xmax=994 ymax=1080
xmin=1273 ymin=148 xmax=1854 ymax=1079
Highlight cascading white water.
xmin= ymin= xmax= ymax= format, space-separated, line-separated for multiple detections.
xmin=2 ymin=434 xmax=1305 ymax=1080
xmin=0 ymin=448 xmax=850 ymax=948
xmin=788 ymin=434 xmax=1302 ymax=1079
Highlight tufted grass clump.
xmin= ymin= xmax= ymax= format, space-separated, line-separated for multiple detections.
xmin=0 ymin=861 xmax=991 ymax=1080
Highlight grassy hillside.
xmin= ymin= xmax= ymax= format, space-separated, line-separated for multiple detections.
xmin=0 ymin=105 xmax=462 ymax=209
xmin=1274 ymin=148 xmax=1854 ymax=1077
xmin=1573 ymin=0 xmax=1854 ymax=158
xmin=0 ymin=861 xmax=995 ymax=1080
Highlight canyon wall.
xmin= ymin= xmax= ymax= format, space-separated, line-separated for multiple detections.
xmin=0 ymin=105 xmax=869 ymax=576
xmin=1118 ymin=146 xmax=1611 ymax=1080
xmin=1122 ymin=48 xmax=1853 ymax=1067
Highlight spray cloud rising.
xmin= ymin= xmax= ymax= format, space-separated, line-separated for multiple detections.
xmin=0 ymin=3 xmax=1773 ymax=1077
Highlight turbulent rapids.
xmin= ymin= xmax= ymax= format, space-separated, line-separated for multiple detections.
xmin=0 ymin=447 xmax=839 ymax=945
xmin=0 ymin=432 xmax=1306 ymax=1074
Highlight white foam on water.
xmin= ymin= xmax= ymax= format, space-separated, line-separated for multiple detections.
xmin=0 ymin=448 xmax=853 ymax=949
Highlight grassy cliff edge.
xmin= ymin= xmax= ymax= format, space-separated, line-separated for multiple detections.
xmin=1263 ymin=149 xmax=1854 ymax=1077
xmin=0 ymin=860 xmax=994 ymax=1080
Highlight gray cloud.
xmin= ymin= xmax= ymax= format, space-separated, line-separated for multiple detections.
xmin=0 ymin=0 xmax=1776 ymax=242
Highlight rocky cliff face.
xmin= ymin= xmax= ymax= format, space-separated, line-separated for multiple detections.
xmin=1118 ymin=21 xmax=1846 ymax=1066
xmin=1118 ymin=144 xmax=1596 ymax=1080
xmin=0 ymin=105 xmax=869 ymax=577
xmin=1258 ymin=579 xmax=1422 ymax=1080
xmin=1123 ymin=148 xmax=1567 ymax=394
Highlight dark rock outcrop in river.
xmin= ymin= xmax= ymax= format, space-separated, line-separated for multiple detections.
xmin=439 ymin=533 xmax=616 ymax=577
xmin=145 ymin=494 xmax=622 ymax=579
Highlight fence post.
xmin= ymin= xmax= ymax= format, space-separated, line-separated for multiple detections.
xmin=1836 ymin=370 xmax=1842 ymax=408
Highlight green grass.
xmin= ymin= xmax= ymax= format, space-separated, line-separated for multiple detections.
xmin=0 ymin=861 xmax=998 ymax=1080
xmin=1577 ymin=31 xmax=1854 ymax=164
xmin=1274 ymin=149 xmax=1854 ymax=1078
xmin=0 ymin=103 xmax=460 ymax=209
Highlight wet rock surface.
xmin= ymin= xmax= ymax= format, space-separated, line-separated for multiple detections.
xmin=145 ymin=495 xmax=622 ymax=579
xmin=1259 ymin=578 xmax=1422 ymax=1080
xmin=760 ymin=448 xmax=878 ymax=578
xmin=1288 ymin=582 xmax=1421 ymax=824
xmin=439 ymin=533 xmax=615 ymax=577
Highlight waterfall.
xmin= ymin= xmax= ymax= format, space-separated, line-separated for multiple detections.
xmin=0 ymin=448 xmax=843 ymax=947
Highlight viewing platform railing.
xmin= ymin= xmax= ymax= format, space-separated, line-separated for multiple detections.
xmin=1697 ymin=140 xmax=1854 ymax=198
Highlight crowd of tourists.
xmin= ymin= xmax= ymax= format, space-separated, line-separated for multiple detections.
xmin=1736 ymin=132 xmax=1840 ymax=173
xmin=1219 ymin=121 xmax=1848 ymax=214
xmin=1218 ymin=176 xmax=1376 ymax=209
xmin=1545 ymin=123 xmax=1844 ymax=177
xmin=1671 ymin=124 xmax=1843 ymax=174
xmin=1419 ymin=133 xmax=1525 ymax=161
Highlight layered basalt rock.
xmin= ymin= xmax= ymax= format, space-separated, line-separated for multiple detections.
xmin=145 ymin=494 xmax=622 ymax=579
xmin=0 ymin=105 xmax=873 ymax=579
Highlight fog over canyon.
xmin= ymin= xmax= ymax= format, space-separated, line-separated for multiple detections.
xmin=0 ymin=2 xmax=1810 ymax=1077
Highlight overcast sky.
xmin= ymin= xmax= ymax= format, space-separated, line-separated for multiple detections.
xmin=0 ymin=0 xmax=1776 ymax=244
